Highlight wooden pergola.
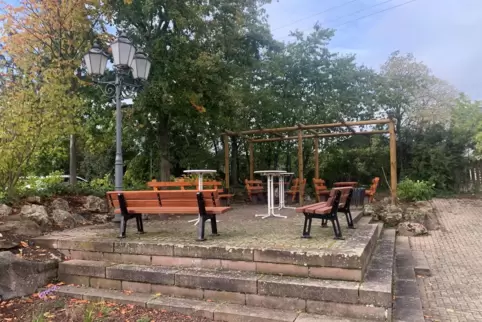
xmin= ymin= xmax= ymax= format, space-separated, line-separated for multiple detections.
xmin=223 ymin=118 xmax=397 ymax=205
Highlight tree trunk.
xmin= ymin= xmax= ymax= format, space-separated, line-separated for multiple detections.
xmin=285 ymin=143 xmax=291 ymax=172
xmin=157 ymin=116 xmax=170 ymax=181
xmin=230 ymin=137 xmax=238 ymax=185
xmin=69 ymin=134 xmax=77 ymax=185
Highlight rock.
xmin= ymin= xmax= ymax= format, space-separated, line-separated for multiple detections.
xmin=379 ymin=204 xmax=403 ymax=227
xmin=51 ymin=198 xmax=70 ymax=212
xmin=51 ymin=209 xmax=87 ymax=229
xmin=0 ymin=240 xmax=17 ymax=250
xmin=404 ymin=207 xmax=426 ymax=224
xmin=0 ymin=219 xmax=42 ymax=237
xmin=398 ymin=222 xmax=428 ymax=236
xmin=20 ymin=204 xmax=50 ymax=226
xmin=92 ymin=214 xmax=110 ymax=223
xmin=26 ymin=196 xmax=41 ymax=204
xmin=0 ymin=204 xmax=12 ymax=218
xmin=0 ymin=251 xmax=58 ymax=300
xmin=83 ymin=195 xmax=108 ymax=213
xmin=363 ymin=204 xmax=375 ymax=217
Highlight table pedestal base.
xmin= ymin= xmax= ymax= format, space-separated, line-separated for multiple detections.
xmin=255 ymin=213 xmax=287 ymax=219
xmin=188 ymin=215 xmax=220 ymax=226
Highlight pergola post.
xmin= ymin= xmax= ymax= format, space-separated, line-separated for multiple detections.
xmin=298 ymin=129 xmax=304 ymax=206
xmin=249 ymin=141 xmax=254 ymax=180
xmin=388 ymin=120 xmax=397 ymax=204
xmin=314 ymin=137 xmax=319 ymax=179
xmin=224 ymin=135 xmax=230 ymax=189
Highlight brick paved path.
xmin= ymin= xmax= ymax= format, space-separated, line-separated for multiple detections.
xmin=410 ymin=198 xmax=482 ymax=322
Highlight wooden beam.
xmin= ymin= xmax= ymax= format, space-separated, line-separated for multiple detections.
xmin=234 ymin=119 xmax=390 ymax=136
xmin=224 ymin=135 xmax=230 ymax=189
xmin=388 ymin=120 xmax=397 ymax=204
xmin=249 ymin=141 xmax=254 ymax=180
xmin=298 ymin=123 xmax=318 ymax=136
xmin=250 ymin=130 xmax=390 ymax=143
xmin=314 ymin=138 xmax=319 ymax=179
xmin=298 ymin=129 xmax=304 ymax=206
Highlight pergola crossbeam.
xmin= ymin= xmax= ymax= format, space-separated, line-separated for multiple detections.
xmin=250 ymin=130 xmax=389 ymax=143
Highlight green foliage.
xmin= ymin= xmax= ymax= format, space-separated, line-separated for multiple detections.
xmin=398 ymin=178 xmax=435 ymax=202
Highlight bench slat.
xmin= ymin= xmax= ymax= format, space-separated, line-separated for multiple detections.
xmin=113 ymin=206 xmax=231 ymax=215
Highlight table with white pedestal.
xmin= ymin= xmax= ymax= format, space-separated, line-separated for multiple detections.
xmin=254 ymin=170 xmax=287 ymax=219
xmin=183 ymin=169 xmax=217 ymax=225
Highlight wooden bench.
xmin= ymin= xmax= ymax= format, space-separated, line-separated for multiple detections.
xmin=106 ymin=190 xmax=231 ymax=241
xmin=147 ymin=179 xmax=196 ymax=190
xmin=286 ymin=178 xmax=306 ymax=203
xmin=313 ymin=178 xmax=330 ymax=202
xmin=245 ymin=179 xmax=265 ymax=203
xmin=295 ymin=187 xmax=354 ymax=239
xmin=202 ymin=181 xmax=234 ymax=206
xmin=333 ymin=181 xmax=358 ymax=187
xmin=365 ymin=177 xmax=380 ymax=203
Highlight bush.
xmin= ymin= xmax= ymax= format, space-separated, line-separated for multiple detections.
xmin=398 ymin=178 xmax=435 ymax=202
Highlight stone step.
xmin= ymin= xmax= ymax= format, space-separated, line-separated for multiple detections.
xmin=54 ymin=285 xmax=376 ymax=322
xmin=58 ymin=259 xmax=390 ymax=320
xmin=33 ymin=219 xmax=378 ymax=282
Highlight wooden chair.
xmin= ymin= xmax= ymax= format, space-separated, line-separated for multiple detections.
xmin=313 ymin=178 xmax=330 ymax=202
xmin=365 ymin=177 xmax=380 ymax=203
xmin=286 ymin=178 xmax=306 ymax=203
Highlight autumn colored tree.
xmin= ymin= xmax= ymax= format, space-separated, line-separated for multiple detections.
xmin=0 ymin=0 xmax=107 ymax=185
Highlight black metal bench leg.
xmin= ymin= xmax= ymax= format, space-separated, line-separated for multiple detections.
xmin=211 ymin=215 xmax=219 ymax=236
xmin=301 ymin=214 xmax=312 ymax=238
xmin=345 ymin=210 xmax=355 ymax=229
xmin=136 ymin=214 xmax=145 ymax=234
xmin=119 ymin=215 xmax=127 ymax=238
xmin=197 ymin=216 xmax=207 ymax=241
xmin=332 ymin=216 xmax=344 ymax=240
xmin=321 ymin=218 xmax=328 ymax=227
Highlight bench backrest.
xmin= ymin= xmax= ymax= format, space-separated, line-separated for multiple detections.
xmin=147 ymin=179 xmax=196 ymax=190
xmin=313 ymin=178 xmax=328 ymax=192
xmin=333 ymin=181 xmax=358 ymax=187
xmin=106 ymin=190 xmax=219 ymax=208
xmin=367 ymin=177 xmax=380 ymax=194
xmin=332 ymin=187 xmax=353 ymax=209
xmin=289 ymin=178 xmax=306 ymax=192
xmin=202 ymin=181 xmax=224 ymax=193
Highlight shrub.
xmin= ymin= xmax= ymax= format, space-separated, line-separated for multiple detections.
xmin=397 ymin=178 xmax=435 ymax=202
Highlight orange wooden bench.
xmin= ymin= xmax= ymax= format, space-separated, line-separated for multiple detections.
xmin=365 ymin=177 xmax=380 ymax=203
xmin=313 ymin=178 xmax=330 ymax=202
xmin=106 ymin=190 xmax=231 ymax=241
xmin=245 ymin=179 xmax=265 ymax=202
xmin=202 ymin=181 xmax=234 ymax=206
xmin=147 ymin=179 xmax=195 ymax=190
xmin=296 ymin=187 xmax=354 ymax=239
xmin=286 ymin=178 xmax=306 ymax=203
xmin=333 ymin=181 xmax=358 ymax=187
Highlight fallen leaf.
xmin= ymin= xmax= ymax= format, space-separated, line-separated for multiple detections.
xmin=122 ymin=290 xmax=133 ymax=295
xmin=48 ymin=295 xmax=56 ymax=300
xmin=56 ymin=282 xmax=65 ymax=286
xmin=43 ymin=312 xmax=55 ymax=318
xmin=161 ymin=310 xmax=167 ymax=313
xmin=20 ymin=241 xmax=28 ymax=248
xmin=35 ymin=246 xmax=40 ymax=249
xmin=127 ymin=304 xmax=134 ymax=309
xmin=120 ymin=309 xmax=126 ymax=315
xmin=155 ymin=293 xmax=161 ymax=297
xmin=46 ymin=283 xmax=55 ymax=288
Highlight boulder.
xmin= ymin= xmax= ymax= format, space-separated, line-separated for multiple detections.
xmin=404 ymin=207 xmax=426 ymax=224
xmin=20 ymin=204 xmax=50 ymax=226
xmin=51 ymin=198 xmax=70 ymax=212
xmin=397 ymin=222 xmax=428 ymax=236
xmin=26 ymin=196 xmax=41 ymax=204
xmin=363 ymin=204 xmax=375 ymax=217
xmin=83 ymin=195 xmax=108 ymax=213
xmin=378 ymin=204 xmax=404 ymax=226
xmin=0 ymin=204 xmax=12 ymax=218
xmin=0 ymin=219 xmax=42 ymax=237
xmin=51 ymin=209 xmax=87 ymax=229
xmin=92 ymin=214 xmax=110 ymax=223
xmin=0 ymin=251 xmax=58 ymax=300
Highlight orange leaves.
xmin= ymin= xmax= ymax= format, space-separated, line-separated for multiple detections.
xmin=190 ymin=99 xmax=207 ymax=113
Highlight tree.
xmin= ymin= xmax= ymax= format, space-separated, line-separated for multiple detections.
xmin=0 ymin=0 xmax=106 ymax=185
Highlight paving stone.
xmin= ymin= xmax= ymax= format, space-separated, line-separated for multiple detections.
xmin=102 ymin=252 xmax=121 ymax=262
xmin=295 ymin=313 xmax=374 ymax=322
xmin=59 ymin=260 xmax=111 ymax=278
xmin=246 ymin=294 xmax=306 ymax=311
xmin=173 ymin=244 xmax=254 ymax=261
xmin=69 ymin=250 xmax=104 ymax=261
xmin=122 ymin=281 xmax=152 ymax=293
xmin=114 ymin=241 xmax=174 ymax=256
xmin=393 ymin=296 xmax=423 ymax=311
xmin=55 ymin=285 xmax=88 ymax=299
xmin=151 ymin=284 xmax=203 ymax=300
xmin=119 ymin=254 xmax=151 ymax=265
xmin=256 ymin=262 xmax=308 ymax=277
xmin=89 ymin=277 xmax=122 ymax=290
xmin=213 ymin=303 xmax=298 ymax=322
xmin=258 ymin=275 xmax=359 ymax=304
xmin=358 ymin=269 xmax=392 ymax=307
xmin=106 ymin=264 xmax=178 ymax=285
xmin=175 ymin=268 xmax=257 ymax=294
xmin=58 ymin=274 xmax=90 ymax=286
xmin=395 ymin=265 xmax=416 ymax=281
xmin=306 ymin=300 xmax=388 ymax=321
xmin=204 ymin=289 xmax=246 ymax=305
xmin=394 ymin=280 xmax=419 ymax=298
xmin=58 ymin=239 xmax=114 ymax=252
xmin=147 ymin=296 xmax=215 ymax=319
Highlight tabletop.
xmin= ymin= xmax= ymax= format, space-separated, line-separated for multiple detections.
xmin=254 ymin=170 xmax=287 ymax=175
xmin=183 ymin=169 xmax=217 ymax=174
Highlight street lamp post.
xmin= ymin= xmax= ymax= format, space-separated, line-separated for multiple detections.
xmin=83 ymin=34 xmax=151 ymax=221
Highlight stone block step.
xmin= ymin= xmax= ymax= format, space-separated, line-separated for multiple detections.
xmin=33 ymin=221 xmax=379 ymax=282
xmin=58 ymin=259 xmax=391 ymax=320
xmin=54 ymin=285 xmax=376 ymax=322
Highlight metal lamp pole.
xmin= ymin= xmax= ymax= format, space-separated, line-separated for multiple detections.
xmin=83 ymin=33 xmax=151 ymax=221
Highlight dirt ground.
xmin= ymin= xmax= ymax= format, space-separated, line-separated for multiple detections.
xmin=0 ymin=289 xmax=213 ymax=322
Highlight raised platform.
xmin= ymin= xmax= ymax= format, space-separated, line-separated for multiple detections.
xmin=32 ymin=205 xmax=395 ymax=321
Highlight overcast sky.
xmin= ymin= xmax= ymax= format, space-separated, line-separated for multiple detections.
xmin=265 ymin=0 xmax=482 ymax=100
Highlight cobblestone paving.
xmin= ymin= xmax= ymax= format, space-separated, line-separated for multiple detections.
xmin=410 ymin=198 xmax=482 ymax=322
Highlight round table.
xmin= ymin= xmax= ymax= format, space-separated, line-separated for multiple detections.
xmin=254 ymin=170 xmax=287 ymax=219
xmin=183 ymin=169 xmax=217 ymax=225
xmin=278 ymin=172 xmax=294 ymax=210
